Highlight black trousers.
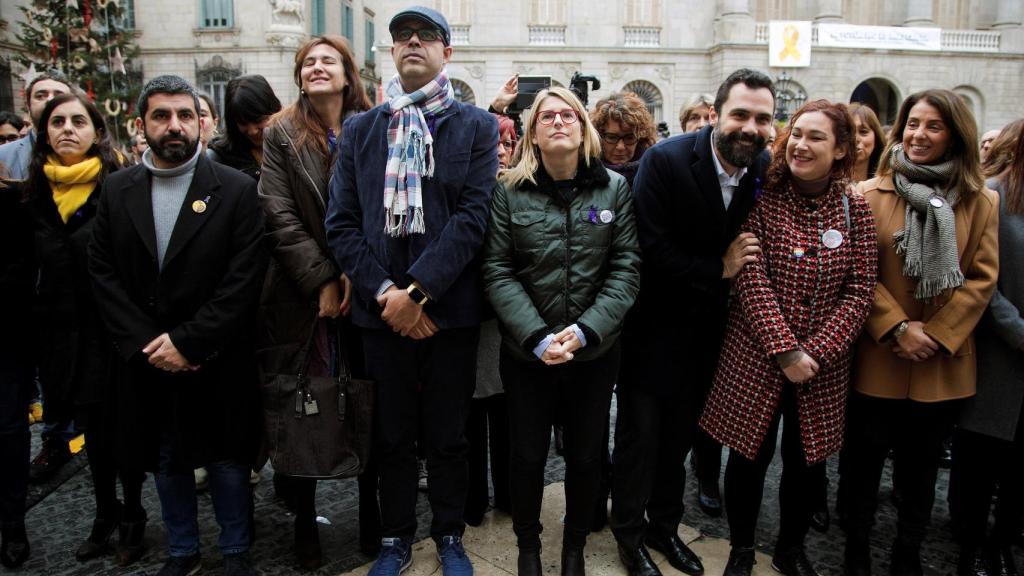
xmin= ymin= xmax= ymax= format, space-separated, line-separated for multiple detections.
xmin=466 ymin=393 xmax=511 ymax=520
xmin=949 ymin=419 xmax=1024 ymax=548
xmin=842 ymin=392 xmax=960 ymax=546
xmin=611 ymin=378 xmax=702 ymax=548
xmin=502 ymin=345 xmax=618 ymax=551
xmin=0 ymin=355 xmax=31 ymax=525
xmin=362 ymin=327 xmax=479 ymax=542
xmin=80 ymin=402 xmax=146 ymax=522
xmin=725 ymin=384 xmax=821 ymax=551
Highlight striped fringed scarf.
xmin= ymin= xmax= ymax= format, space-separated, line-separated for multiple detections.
xmin=890 ymin=144 xmax=963 ymax=300
xmin=383 ymin=70 xmax=455 ymax=237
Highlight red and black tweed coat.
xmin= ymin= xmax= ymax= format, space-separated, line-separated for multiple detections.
xmin=699 ymin=179 xmax=877 ymax=464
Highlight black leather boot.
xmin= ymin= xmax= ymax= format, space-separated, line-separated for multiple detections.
xmin=561 ymin=545 xmax=585 ymax=576
xmin=0 ymin=521 xmax=30 ymax=569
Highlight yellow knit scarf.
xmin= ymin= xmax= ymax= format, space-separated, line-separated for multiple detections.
xmin=44 ymin=155 xmax=102 ymax=223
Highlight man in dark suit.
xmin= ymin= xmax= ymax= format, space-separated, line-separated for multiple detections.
xmin=326 ymin=6 xmax=497 ymax=576
xmin=89 ymin=75 xmax=267 ymax=576
xmin=0 ymin=69 xmax=70 ymax=181
xmin=611 ymin=69 xmax=775 ymax=576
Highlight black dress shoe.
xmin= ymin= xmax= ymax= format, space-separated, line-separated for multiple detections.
xmin=958 ymin=548 xmax=990 ymax=576
xmin=76 ymin=504 xmax=122 ymax=561
xmin=1 ymin=521 xmax=30 ymax=569
xmin=697 ymin=478 xmax=722 ymax=518
xmin=518 ymin=548 xmax=543 ymax=576
xmin=771 ymin=546 xmax=820 ymax=576
xmin=115 ymin=513 xmax=147 ymax=567
xmin=294 ymin=515 xmax=323 ymax=570
xmin=890 ymin=541 xmax=923 ymax=576
xmin=617 ymin=544 xmax=662 ymax=576
xmin=646 ymin=531 xmax=704 ymax=576
xmin=561 ymin=545 xmax=585 ymax=576
xmin=28 ymin=438 xmax=72 ymax=484
xmin=724 ymin=547 xmax=756 ymax=576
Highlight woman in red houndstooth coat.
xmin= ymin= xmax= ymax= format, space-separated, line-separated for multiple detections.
xmin=699 ymin=100 xmax=878 ymax=576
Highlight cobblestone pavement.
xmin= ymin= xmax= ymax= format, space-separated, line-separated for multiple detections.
xmin=18 ymin=400 xmax=1024 ymax=575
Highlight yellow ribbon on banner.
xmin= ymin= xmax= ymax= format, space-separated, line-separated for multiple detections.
xmin=778 ymin=24 xmax=801 ymax=62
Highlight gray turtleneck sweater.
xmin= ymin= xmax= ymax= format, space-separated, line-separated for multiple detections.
xmin=141 ymin=145 xmax=202 ymax=269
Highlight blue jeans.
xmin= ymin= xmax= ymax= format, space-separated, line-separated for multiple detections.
xmin=155 ymin=439 xmax=250 ymax=557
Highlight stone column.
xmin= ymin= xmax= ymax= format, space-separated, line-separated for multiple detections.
xmin=716 ymin=0 xmax=755 ymax=44
xmin=903 ymin=0 xmax=935 ymax=26
xmin=993 ymin=0 xmax=1022 ymax=29
xmin=994 ymin=0 xmax=1024 ymax=52
xmin=815 ymin=0 xmax=843 ymax=22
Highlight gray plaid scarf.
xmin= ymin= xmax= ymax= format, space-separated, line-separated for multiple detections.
xmin=890 ymin=144 xmax=962 ymax=300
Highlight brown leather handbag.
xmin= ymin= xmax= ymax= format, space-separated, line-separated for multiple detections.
xmin=262 ymin=320 xmax=373 ymax=478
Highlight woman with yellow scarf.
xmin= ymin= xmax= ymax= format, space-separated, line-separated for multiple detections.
xmin=23 ymin=92 xmax=142 ymax=567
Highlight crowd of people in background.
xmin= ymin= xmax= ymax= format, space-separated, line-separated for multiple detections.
xmin=1 ymin=4 xmax=1023 ymax=576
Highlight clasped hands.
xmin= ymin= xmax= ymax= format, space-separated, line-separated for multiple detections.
xmin=540 ymin=326 xmax=583 ymax=366
xmin=376 ymin=285 xmax=437 ymax=340
xmin=891 ymin=320 xmax=939 ymax=362
xmin=776 ymin=349 xmax=819 ymax=383
xmin=143 ymin=333 xmax=198 ymax=373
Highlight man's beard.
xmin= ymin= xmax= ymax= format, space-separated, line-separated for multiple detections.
xmin=713 ymin=128 xmax=766 ymax=168
xmin=145 ymin=130 xmax=198 ymax=164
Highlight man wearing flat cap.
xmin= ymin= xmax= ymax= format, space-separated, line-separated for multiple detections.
xmin=326 ymin=5 xmax=498 ymax=576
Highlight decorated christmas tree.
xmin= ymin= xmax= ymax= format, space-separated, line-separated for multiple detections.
xmin=15 ymin=0 xmax=142 ymax=143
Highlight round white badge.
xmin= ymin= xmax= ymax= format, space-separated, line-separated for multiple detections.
xmin=599 ymin=210 xmax=614 ymax=224
xmin=822 ymin=229 xmax=844 ymax=249
xmin=930 ymin=197 xmax=944 ymax=208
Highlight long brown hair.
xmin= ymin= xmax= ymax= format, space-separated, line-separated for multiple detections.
xmin=848 ymin=103 xmax=887 ymax=180
xmin=877 ymin=89 xmax=984 ymax=200
xmin=26 ymin=92 xmax=123 ymax=200
xmin=766 ymin=99 xmax=856 ymax=189
xmin=986 ymin=119 xmax=1024 ymax=214
xmin=275 ymin=35 xmax=372 ymax=158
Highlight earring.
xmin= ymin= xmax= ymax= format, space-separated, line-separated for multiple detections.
xmin=301 ymin=89 xmax=307 ymax=96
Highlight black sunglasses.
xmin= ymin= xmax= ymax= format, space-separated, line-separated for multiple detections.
xmin=391 ymin=27 xmax=443 ymax=43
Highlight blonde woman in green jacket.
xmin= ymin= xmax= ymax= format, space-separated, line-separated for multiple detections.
xmin=481 ymin=87 xmax=641 ymax=576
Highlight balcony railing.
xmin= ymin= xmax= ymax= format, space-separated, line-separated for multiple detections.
xmin=623 ymin=26 xmax=661 ymax=47
xmin=754 ymin=22 xmax=999 ymax=53
xmin=528 ymin=25 xmax=566 ymax=46
xmin=450 ymin=24 xmax=470 ymax=46
xmin=941 ymin=29 xmax=1000 ymax=52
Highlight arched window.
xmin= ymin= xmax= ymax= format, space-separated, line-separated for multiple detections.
xmin=622 ymin=80 xmax=662 ymax=122
xmin=195 ymin=56 xmax=241 ymax=127
xmin=850 ymin=78 xmax=901 ymax=126
xmin=451 ymin=79 xmax=476 ymax=105
xmin=953 ymin=85 xmax=984 ymax=128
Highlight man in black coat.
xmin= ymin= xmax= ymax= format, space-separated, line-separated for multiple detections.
xmin=89 ymin=75 xmax=267 ymax=576
xmin=611 ymin=69 xmax=775 ymax=576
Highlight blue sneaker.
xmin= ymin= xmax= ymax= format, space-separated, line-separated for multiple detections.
xmin=437 ymin=535 xmax=473 ymax=576
xmin=368 ymin=538 xmax=412 ymax=576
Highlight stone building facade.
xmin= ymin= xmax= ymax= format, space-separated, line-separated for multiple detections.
xmin=0 ymin=0 xmax=383 ymax=131
xmin=373 ymin=0 xmax=1024 ymax=134
xmin=1 ymin=0 xmax=1022 ymax=136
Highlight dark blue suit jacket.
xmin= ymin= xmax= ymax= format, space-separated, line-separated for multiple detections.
xmin=326 ymin=100 xmax=499 ymax=331
xmin=619 ymin=124 xmax=769 ymax=396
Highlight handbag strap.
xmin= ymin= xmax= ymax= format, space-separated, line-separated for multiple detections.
xmin=295 ymin=313 xmax=321 ymax=388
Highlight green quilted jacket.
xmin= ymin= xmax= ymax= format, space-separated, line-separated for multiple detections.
xmin=481 ymin=159 xmax=641 ymax=362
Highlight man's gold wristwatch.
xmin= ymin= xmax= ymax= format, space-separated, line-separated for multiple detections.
xmin=407 ymin=284 xmax=430 ymax=306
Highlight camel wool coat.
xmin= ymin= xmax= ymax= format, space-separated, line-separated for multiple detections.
xmin=852 ymin=175 xmax=999 ymax=402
